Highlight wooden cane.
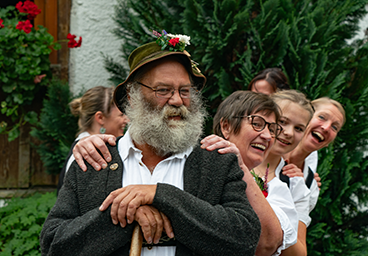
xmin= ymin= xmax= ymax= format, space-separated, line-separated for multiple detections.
xmin=129 ymin=223 xmax=143 ymax=256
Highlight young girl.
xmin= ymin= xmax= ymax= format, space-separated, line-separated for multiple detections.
xmin=263 ymin=90 xmax=314 ymax=255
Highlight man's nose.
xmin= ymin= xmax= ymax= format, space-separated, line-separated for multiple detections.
xmin=168 ymin=89 xmax=184 ymax=107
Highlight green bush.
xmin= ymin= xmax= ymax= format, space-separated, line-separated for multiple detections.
xmin=0 ymin=192 xmax=56 ymax=256
xmin=0 ymin=5 xmax=61 ymax=141
xmin=104 ymin=0 xmax=368 ymax=254
xmin=30 ymin=79 xmax=79 ymax=175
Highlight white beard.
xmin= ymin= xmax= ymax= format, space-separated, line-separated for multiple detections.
xmin=125 ymin=87 xmax=207 ymax=157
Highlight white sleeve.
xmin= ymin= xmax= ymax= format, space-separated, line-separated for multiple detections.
xmin=305 ymin=151 xmax=318 ymax=173
xmin=289 ymin=177 xmax=311 ymax=227
xmin=267 ymin=178 xmax=298 ymax=255
xmin=65 ymin=155 xmax=76 ymax=174
xmin=65 ymin=132 xmax=91 ymax=174
xmin=303 ymin=151 xmax=320 ymax=213
xmin=308 ymin=179 xmax=319 ymax=213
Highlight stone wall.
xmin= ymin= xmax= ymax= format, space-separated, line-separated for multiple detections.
xmin=69 ymin=0 xmax=126 ymax=94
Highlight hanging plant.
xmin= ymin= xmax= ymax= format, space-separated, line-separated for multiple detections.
xmin=0 ymin=1 xmax=82 ymax=141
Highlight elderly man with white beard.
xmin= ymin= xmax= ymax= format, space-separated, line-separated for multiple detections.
xmin=40 ymin=32 xmax=261 ymax=256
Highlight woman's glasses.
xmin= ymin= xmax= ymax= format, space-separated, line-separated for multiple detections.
xmin=234 ymin=115 xmax=283 ymax=137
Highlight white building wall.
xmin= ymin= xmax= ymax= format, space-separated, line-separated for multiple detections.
xmin=69 ymin=0 xmax=125 ymax=94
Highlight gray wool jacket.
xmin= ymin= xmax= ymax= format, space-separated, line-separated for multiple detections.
xmin=40 ymin=143 xmax=261 ymax=256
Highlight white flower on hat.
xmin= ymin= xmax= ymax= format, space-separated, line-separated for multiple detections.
xmin=167 ymin=33 xmax=191 ymax=46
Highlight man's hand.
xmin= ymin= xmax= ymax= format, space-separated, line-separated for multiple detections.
xmin=99 ymin=185 xmax=157 ymax=227
xmin=201 ymin=134 xmax=245 ymax=167
xmin=314 ymin=172 xmax=322 ymax=189
xmin=282 ymin=163 xmax=304 ymax=177
xmin=135 ymin=205 xmax=174 ymax=244
xmin=73 ymin=134 xmax=116 ymax=171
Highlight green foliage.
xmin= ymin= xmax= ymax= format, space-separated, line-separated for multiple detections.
xmin=0 ymin=192 xmax=57 ymax=256
xmin=0 ymin=6 xmax=60 ymax=141
xmin=30 ymin=79 xmax=79 ymax=174
xmin=105 ymin=0 xmax=368 ymax=254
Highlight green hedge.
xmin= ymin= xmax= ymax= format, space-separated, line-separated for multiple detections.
xmin=0 ymin=192 xmax=56 ymax=256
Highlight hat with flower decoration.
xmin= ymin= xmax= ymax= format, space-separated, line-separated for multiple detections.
xmin=113 ymin=30 xmax=206 ymax=112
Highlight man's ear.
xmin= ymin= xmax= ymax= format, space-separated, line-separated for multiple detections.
xmin=95 ymin=111 xmax=105 ymax=125
xmin=220 ymin=118 xmax=231 ymax=140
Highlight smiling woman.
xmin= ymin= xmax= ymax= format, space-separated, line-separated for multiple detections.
xmin=205 ymin=91 xmax=299 ymax=256
xmin=284 ymin=97 xmax=346 ymax=209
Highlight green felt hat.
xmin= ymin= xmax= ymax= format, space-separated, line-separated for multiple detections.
xmin=113 ymin=41 xmax=206 ymax=112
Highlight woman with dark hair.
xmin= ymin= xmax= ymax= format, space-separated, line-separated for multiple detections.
xmin=206 ymin=91 xmax=301 ymax=255
xmin=248 ymin=68 xmax=290 ymax=95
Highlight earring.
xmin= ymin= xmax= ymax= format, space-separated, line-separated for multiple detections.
xmin=100 ymin=127 xmax=106 ymax=134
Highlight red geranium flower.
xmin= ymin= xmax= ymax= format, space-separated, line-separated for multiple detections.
xmin=67 ymin=33 xmax=82 ymax=48
xmin=169 ymin=37 xmax=180 ymax=47
xmin=0 ymin=18 xmax=4 ymax=29
xmin=16 ymin=20 xmax=33 ymax=34
xmin=67 ymin=33 xmax=76 ymax=40
xmin=16 ymin=0 xmax=41 ymax=20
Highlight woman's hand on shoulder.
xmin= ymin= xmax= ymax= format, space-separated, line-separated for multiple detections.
xmin=282 ymin=163 xmax=304 ymax=178
xmin=201 ymin=134 xmax=245 ymax=167
xmin=73 ymin=134 xmax=116 ymax=171
xmin=314 ymin=172 xmax=322 ymax=189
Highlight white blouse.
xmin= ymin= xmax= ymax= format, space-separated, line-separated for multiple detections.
xmin=266 ymin=177 xmax=298 ymax=255
xmin=304 ymin=151 xmax=320 ymax=213
xmin=275 ymin=158 xmax=312 ymax=227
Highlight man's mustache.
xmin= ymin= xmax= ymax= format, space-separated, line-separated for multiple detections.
xmin=162 ymin=105 xmax=189 ymax=119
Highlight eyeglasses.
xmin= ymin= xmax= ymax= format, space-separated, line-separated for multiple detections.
xmin=135 ymin=81 xmax=196 ymax=99
xmin=234 ymin=115 xmax=283 ymax=137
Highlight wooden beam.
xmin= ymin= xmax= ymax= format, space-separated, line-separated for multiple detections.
xmin=45 ymin=0 xmax=58 ymax=64
xmin=18 ymin=125 xmax=30 ymax=188
xmin=58 ymin=0 xmax=71 ymax=81
xmin=34 ymin=0 xmax=45 ymax=27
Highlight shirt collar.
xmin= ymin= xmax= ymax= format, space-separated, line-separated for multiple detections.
xmin=118 ymin=128 xmax=193 ymax=161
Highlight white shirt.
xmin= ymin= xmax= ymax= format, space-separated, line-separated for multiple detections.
xmin=118 ymin=130 xmax=193 ymax=256
xmin=275 ymin=158 xmax=311 ymax=227
xmin=266 ymin=177 xmax=298 ymax=255
xmin=65 ymin=131 xmax=90 ymax=173
xmin=304 ymin=151 xmax=320 ymax=213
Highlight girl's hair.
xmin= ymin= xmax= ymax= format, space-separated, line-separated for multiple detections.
xmin=311 ymin=97 xmax=346 ymax=126
xmin=271 ymin=90 xmax=314 ymax=123
xmin=213 ymin=91 xmax=281 ymax=138
xmin=69 ymin=86 xmax=115 ymax=134
xmin=247 ymin=68 xmax=289 ymax=92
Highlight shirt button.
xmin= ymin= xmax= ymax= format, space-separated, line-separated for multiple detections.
xmin=139 ymin=162 xmax=143 ymax=166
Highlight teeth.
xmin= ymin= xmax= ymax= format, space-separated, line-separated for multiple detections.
xmin=277 ymin=138 xmax=290 ymax=145
xmin=312 ymin=131 xmax=325 ymax=142
xmin=251 ymin=143 xmax=266 ymax=151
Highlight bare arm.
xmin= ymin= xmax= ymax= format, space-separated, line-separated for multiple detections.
xmin=280 ymin=221 xmax=307 ymax=256
xmin=73 ymin=134 xmax=116 ymax=171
